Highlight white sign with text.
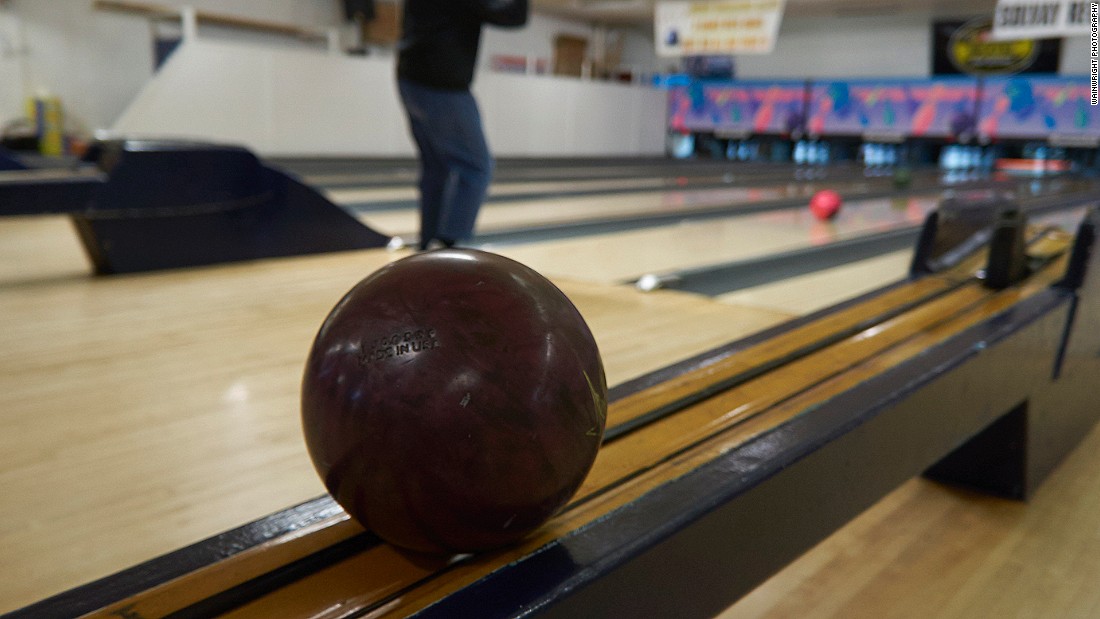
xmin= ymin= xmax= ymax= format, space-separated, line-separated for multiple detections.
xmin=655 ymin=0 xmax=786 ymax=57
xmin=991 ymin=0 xmax=1093 ymax=40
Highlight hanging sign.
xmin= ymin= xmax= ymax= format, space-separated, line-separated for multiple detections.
xmin=655 ymin=0 xmax=786 ymax=57
xmin=950 ymin=17 xmax=1041 ymax=75
xmin=991 ymin=0 xmax=1092 ymax=40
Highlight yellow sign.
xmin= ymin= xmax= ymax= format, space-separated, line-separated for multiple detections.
xmin=655 ymin=0 xmax=787 ymax=57
xmin=949 ymin=18 xmax=1038 ymax=75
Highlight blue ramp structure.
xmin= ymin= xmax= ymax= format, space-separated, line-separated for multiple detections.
xmin=0 ymin=140 xmax=391 ymax=274
xmin=0 ymin=145 xmax=28 ymax=171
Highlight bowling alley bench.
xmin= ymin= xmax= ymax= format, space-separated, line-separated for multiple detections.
xmin=6 ymin=164 xmax=1099 ymax=619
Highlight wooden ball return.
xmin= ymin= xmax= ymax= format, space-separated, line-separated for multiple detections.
xmin=12 ymin=199 xmax=1100 ymax=619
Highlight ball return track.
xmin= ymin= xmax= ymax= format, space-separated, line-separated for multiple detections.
xmin=11 ymin=203 xmax=1100 ymax=619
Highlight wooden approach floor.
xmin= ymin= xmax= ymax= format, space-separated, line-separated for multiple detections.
xmin=3 ymin=181 xmax=1100 ymax=617
xmin=721 ymin=429 xmax=1100 ymax=618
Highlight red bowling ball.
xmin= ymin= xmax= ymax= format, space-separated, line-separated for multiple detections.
xmin=809 ymin=189 xmax=843 ymax=221
xmin=301 ymin=248 xmax=608 ymax=554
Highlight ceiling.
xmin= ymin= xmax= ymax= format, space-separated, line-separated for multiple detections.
xmin=531 ymin=0 xmax=999 ymax=27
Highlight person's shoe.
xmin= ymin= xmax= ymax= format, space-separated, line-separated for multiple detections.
xmin=417 ymin=238 xmax=455 ymax=252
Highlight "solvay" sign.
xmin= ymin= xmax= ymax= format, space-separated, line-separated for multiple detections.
xmin=991 ymin=0 xmax=1093 ymax=40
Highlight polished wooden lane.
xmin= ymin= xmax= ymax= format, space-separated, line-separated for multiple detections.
xmin=349 ymin=181 xmax=927 ymax=242
xmin=488 ymin=194 xmax=935 ymax=284
xmin=0 ymin=216 xmax=790 ymax=614
xmin=318 ymin=157 xmax=972 ymax=248
xmin=325 ymin=175 xmax=710 ymax=205
xmin=324 ymin=166 xmax=937 ymax=210
xmin=289 ymin=158 xmax=807 ymax=189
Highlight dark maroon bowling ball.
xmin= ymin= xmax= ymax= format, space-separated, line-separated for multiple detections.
xmin=301 ymin=248 xmax=607 ymax=554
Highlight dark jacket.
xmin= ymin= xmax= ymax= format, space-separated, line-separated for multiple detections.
xmin=397 ymin=0 xmax=529 ymax=91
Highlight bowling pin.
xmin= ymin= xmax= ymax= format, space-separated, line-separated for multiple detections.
xmin=948 ymin=145 xmax=961 ymax=171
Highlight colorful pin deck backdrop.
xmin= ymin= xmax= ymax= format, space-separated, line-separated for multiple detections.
xmin=979 ymin=76 xmax=1100 ymax=141
xmin=666 ymin=76 xmax=1098 ymax=142
xmin=668 ymin=80 xmax=806 ymax=136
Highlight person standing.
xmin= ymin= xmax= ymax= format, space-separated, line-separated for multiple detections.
xmin=396 ymin=0 xmax=529 ymax=250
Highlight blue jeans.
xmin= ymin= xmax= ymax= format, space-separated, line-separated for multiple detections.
xmin=398 ymin=79 xmax=493 ymax=248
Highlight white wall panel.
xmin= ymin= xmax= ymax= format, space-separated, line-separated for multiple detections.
xmin=0 ymin=8 xmax=26 ymax=125
xmin=113 ymin=39 xmax=667 ymax=157
xmin=736 ymin=12 xmax=935 ymax=79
